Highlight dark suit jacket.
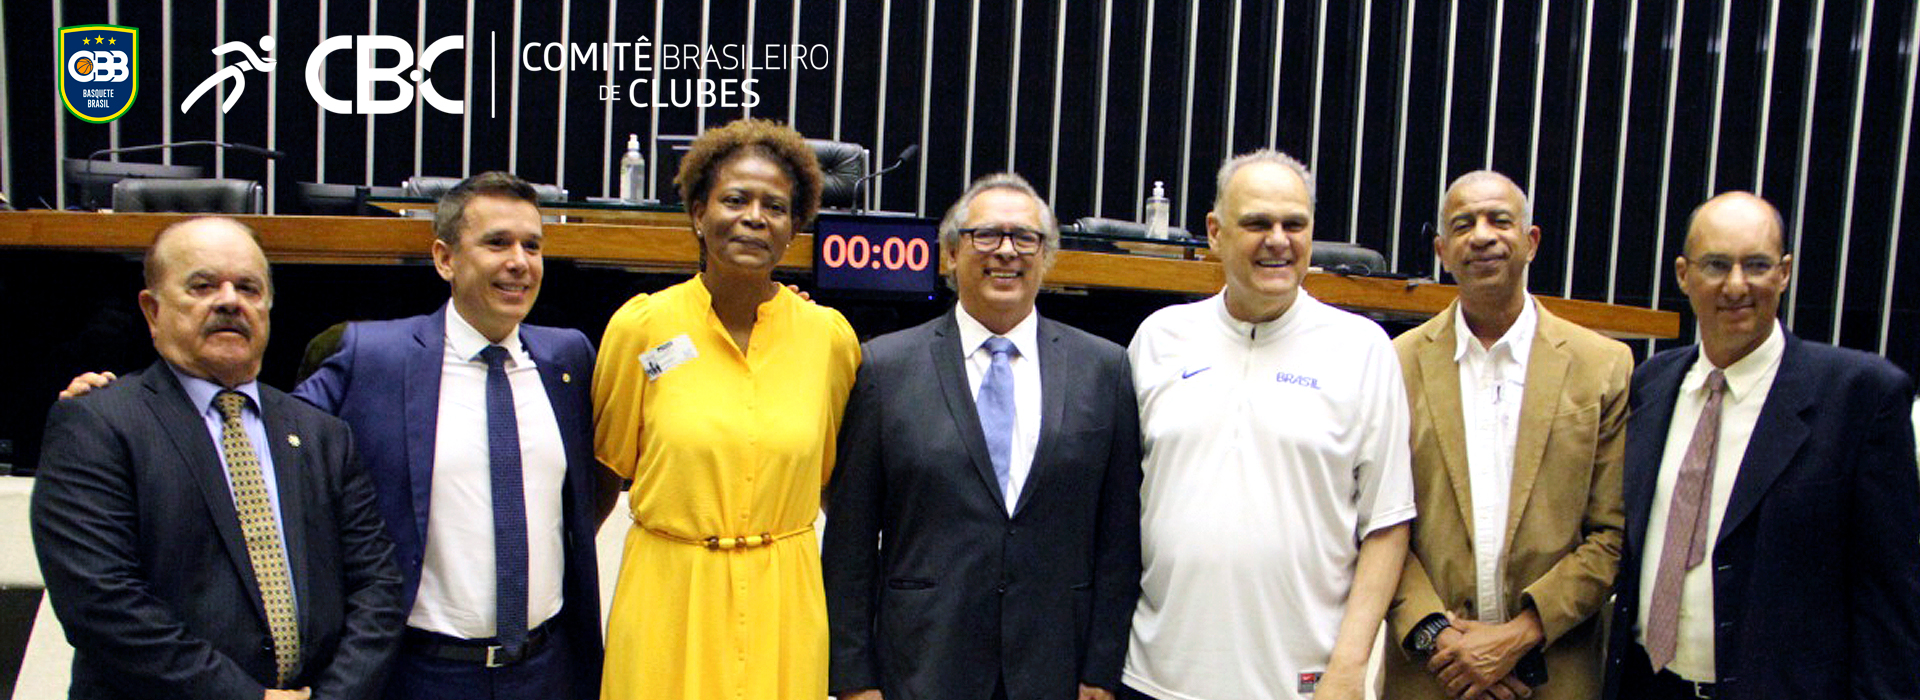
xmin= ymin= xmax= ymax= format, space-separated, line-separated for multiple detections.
xmin=823 ymin=310 xmax=1143 ymax=700
xmin=293 ymin=307 xmax=612 ymax=695
xmin=1605 ymin=331 xmax=1920 ymax=700
xmin=31 ymin=360 xmax=405 ymax=700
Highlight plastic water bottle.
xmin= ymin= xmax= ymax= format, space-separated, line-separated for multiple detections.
xmin=619 ymin=134 xmax=645 ymax=202
xmin=1145 ymin=180 xmax=1171 ymax=240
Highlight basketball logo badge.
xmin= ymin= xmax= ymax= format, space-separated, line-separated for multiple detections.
xmin=60 ymin=25 xmax=139 ymax=123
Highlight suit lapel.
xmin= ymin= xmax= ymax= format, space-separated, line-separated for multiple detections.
xmin=1011 ymin=318 xmax=1064 ymax=517
xmin=1624 ymin=347 xmax=1692 ymax=555
xmin=930 ymin=311 xmax=1007 ymax=509
xmin=138 ymin=363 xmax=272 ymax=630
xmin=1416 ymin=309 xmax=1477 ymax=532
xmin=1505 ymin=304 xmax=1570 ymax=546
xmin=259 ymin=389 xmax=313 ymax=652
xmin=524 ymin=327 xmax=588 ymax=532
xmin=1716 ymin=333 xmax=1812 ymax=546
xmin=403 ymin=308 xmax=446 ymax=545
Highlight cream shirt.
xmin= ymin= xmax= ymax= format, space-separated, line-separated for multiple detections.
xmin=1636 ymin=321 xmax=1785 ymax=680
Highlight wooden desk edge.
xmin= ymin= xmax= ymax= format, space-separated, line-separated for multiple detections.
xmin=0 ymin=211 xmax=1680 ymax=339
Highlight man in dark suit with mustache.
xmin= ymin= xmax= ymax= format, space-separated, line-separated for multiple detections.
xmin=32 ymin=217 xmax=405 ymax=700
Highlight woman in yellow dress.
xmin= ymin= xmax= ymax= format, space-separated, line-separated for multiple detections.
xmin=592 ymin=118 xmax=860 ymax=700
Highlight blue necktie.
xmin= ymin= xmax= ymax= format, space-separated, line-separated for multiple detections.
xmin=976 ymin=337 xmax=1018 ymax=503
xmin=479 ymin=345 xmax=528 ymax=653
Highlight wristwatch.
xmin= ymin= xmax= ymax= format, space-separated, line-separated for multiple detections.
xmin=1405 ymin=612 xmax=1452 ymax=655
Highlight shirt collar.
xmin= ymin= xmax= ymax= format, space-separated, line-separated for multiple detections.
xmin=1211 ymin=288 xmax=1315 ymax=338
xmin=167 ymin=363 xmax=262 ymax=416
xmin=955 ymin=304 xmax=1040 ymax=361
xmin=445 ymin=301 xmax=528 ymax=365
xmin=1451 ymin=296 xmax=1538 ymax=366
xmin=1682 ymin=319 xmax=1785 ymax=402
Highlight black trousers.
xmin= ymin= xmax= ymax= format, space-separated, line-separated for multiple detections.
xmin=1616 ymin=640 xmax=1718 ymax=700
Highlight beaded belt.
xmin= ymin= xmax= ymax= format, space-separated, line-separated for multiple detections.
xmin=637 ymin=518 xmax=813 ymax=551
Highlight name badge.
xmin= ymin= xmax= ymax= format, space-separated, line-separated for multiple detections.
xmin=640 ymin=334 xmax=699 ymax=381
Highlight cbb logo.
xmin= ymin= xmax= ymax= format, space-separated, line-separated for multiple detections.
xmin=59 ymin=24 xmax=139 ymax=123
xmin=67 ymin=49 xmax=131 ymax=83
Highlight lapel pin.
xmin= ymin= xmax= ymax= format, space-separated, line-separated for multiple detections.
xmin=287 ymin=434 xmax=302 ymax=448
xmin=562 ymin=372 xmax=572 ymax=383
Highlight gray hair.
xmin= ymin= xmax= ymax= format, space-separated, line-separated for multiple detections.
xmin=1213 ymin=149 xmax=1316 ymax=210
xmin=1438 ymin=170 xmax=1534 ymax=233
xmin=937 ymin=172 xmax=1062 ymax=255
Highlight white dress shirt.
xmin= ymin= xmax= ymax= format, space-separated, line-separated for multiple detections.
xmin=954 ymin=306 xmax=1042 ymax=514
xmin=408 ymin=305 xmax=569 ymax=639
xmin=1636 ymin=321 xmax=1785 ymax=681
xmin=1452 ymin=299 xmax=1537 ymax=622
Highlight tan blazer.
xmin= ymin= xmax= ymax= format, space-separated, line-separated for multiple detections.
xmin=1384 ymin=299 xmax=1630 ymax=700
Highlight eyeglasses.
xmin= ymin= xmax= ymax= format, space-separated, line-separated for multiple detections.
xmin=1685 ymin=254 xmax=1781 ymax=282
xmin=959 ymin=227 xmax=1045 ymax=255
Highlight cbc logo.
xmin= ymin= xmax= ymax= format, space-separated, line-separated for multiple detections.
xmin=67 ymin=50 xmax=131 ymax=82
xmin=306 ymin=35 xmax=463 ymax=115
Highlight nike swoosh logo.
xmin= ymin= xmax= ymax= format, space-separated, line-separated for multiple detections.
xmin=1181 ymin=367 xmax=1211 ymax=379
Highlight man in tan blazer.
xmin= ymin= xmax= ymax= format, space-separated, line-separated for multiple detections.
xmin=1385 ymin=171 xmax=1629 ymax=700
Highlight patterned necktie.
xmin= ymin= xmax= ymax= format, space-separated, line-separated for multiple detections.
xmin=1645 ymin=369 xmax=1728 ymax=671
xmin=976 ymin=337 xmax=1018 ymax=504
xmin=479 ymin=345 xmax=529 ymax=653
xmin=213 ymin=391 xmax=299 ymax=686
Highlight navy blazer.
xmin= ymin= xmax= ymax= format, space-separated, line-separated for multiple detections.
xmin=32 ymin=361 xmax=405 ymax=700
xmin=1605 ymin=331 xmax=1920 ymax=699
xmin=293 ymin=307 xmax=609 ymax=693
xmin=823 ymin=310 xmax=1144 ymax=700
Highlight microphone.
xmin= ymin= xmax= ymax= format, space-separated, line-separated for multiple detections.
xmin=80 ymin=140 xmax=284 ymax=209
xmin=87 ymin=140 xmax=285 ymax=164
xmin=851 ymin=144 xmax=919 ymax=214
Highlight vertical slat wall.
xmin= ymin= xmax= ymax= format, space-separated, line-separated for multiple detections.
xmin=6 ymin=0 xmax=1919 ymax=372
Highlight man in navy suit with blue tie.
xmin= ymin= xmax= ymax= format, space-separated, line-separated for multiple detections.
xmin=295 ymin=172 xmax=617 ymax=700
xmin=1603 ymin=192 xmax=1920 ymax=699
xmin=823 ymin=173 xmax=1143 ymax=700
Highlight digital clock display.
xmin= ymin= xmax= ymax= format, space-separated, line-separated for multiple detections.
xmin=811 ymin=213 xmax=940 ymax=297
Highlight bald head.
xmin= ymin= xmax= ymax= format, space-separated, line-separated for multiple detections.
xmin=144 ymin=217 xmax=270 ymax=292
xmin=1685 ymin=191 xmax=1785 ymax=259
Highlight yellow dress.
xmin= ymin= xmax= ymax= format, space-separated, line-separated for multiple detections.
xmin=593 ymin=277 xmax=860 ymax=700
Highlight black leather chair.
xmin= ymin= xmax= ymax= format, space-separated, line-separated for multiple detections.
xmin=1074 ymin=216 xmax=1193 ymax=241
xmin=1310 ymin=241 xmax=1390 ymax=274
xmin=111 ymin=178 xmax=263 ymax=214
xmin=402 ymin=176 xmax=568 ymax=203
xmin=296 ymin=182 xmax=408 ymax=215
xmin=64 ymin=158 xmax=204 ymax=209
xmin=807 ymin=139 xmax=869 ymax=210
